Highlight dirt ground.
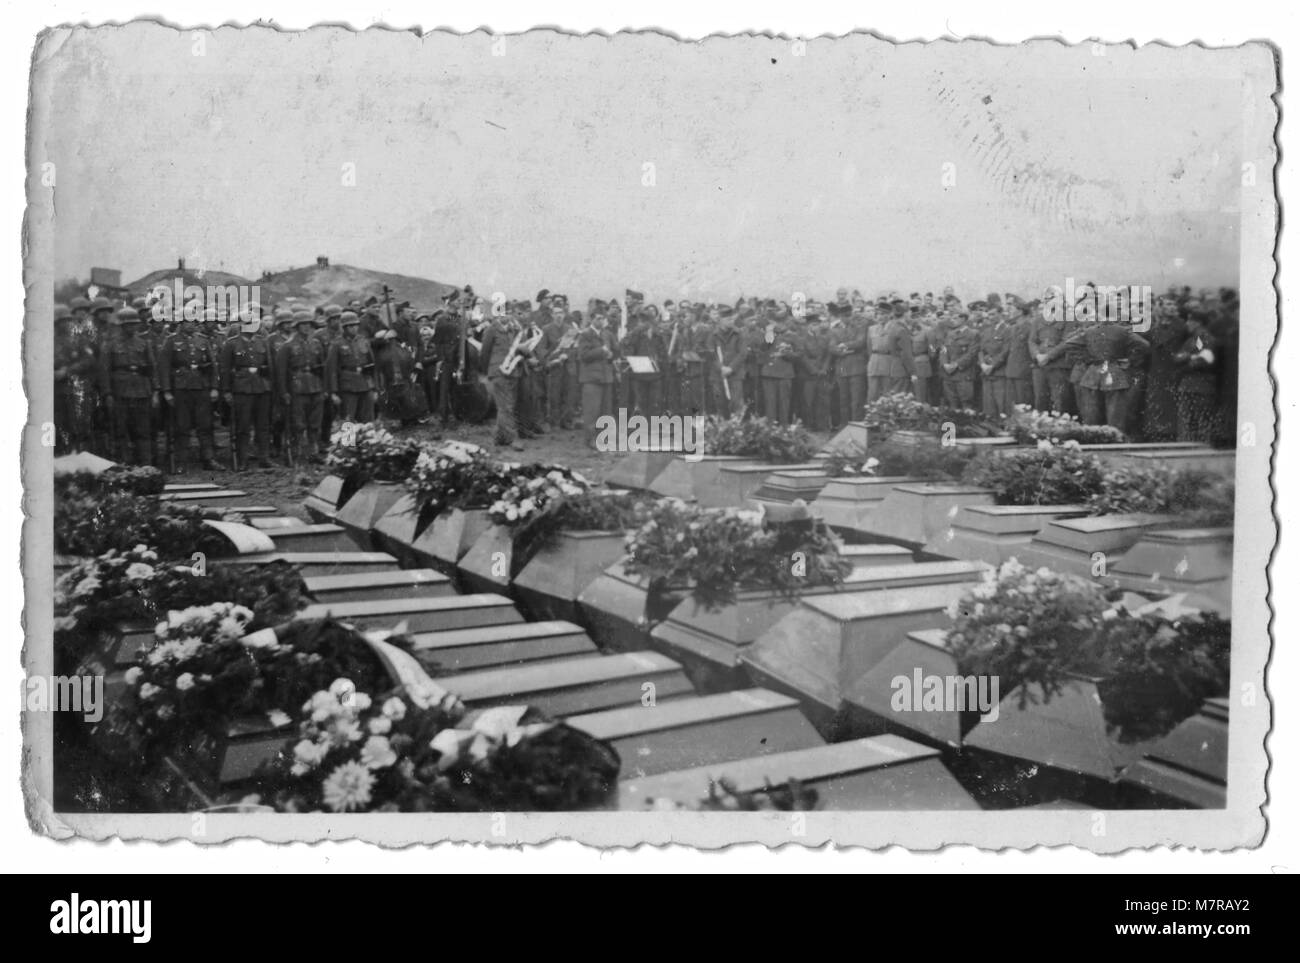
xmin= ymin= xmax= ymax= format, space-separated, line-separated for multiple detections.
xmin=169 ymin=421 xmax=630 ymax=519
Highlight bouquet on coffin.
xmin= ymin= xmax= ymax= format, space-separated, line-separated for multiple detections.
xmin=820 ymin=438 xmax=975 ymax=481
xmin=1003 ymin=404 xmax=1126 ymax=445
xmin=325 ymin=422 xmax=425 ymax=501
xmin=55 ymin=487 xmax=242 ymax=560
xmin=700 ymin=414 xmax=820 ymax=463
xmin=490 ymin=476 xmax=645 ymax=545
xmin=402 ymin=441 xmax=515 ymax=521
xmin=944 ymin=558 xmax=1231 ymax=742
xmin=54 ymin=548 xmax=310 ymax=675
xmin=54 ymin=464 xmax=166 ymax=499
xmin=102 ymin=608 xmax=619 ymax=812
xmin=862 ymin=393 xmax=997 ymax=440
xmin=257 ymin=685 xmax=619 ymax=813
xmin=623 ymin=498 xmax=851 ymax=612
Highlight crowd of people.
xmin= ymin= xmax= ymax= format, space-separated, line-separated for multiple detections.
xmin=51 ymin=281 xmax=1240 ymax=468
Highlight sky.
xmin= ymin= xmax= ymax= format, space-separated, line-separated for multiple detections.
xmin=35 ymin=25 xmax=1252 ymax=304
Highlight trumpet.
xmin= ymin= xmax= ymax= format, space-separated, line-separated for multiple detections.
xmin=500 ymin=324 xmax=544 ymax=375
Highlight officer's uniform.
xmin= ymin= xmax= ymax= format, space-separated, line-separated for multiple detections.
xmin=1045 ymin=323 xmax=1150 ymax=429
xmin=542 ymin=316 xmax=580 ymax=428
xmin=158 ymin=328 xmax=218 ymax=469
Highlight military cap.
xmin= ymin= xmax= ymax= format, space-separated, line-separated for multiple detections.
xmin=536 ymin=289 xmax=551 ymax=303
xmin=131 ymin=297 xmax=149 ymax=311
xmin=70 ymin=296 xmax=91 ymax=312
xmin=54 ymin=304 xmax=73 ymax=322
xmin=117 ymin=307 xmax=141 ymax=323
xmin=341 ymin=311 xmax=360 ymax=326
xmin=293 ymin=313 xmax=314 ymax=328
xmin=324 ymin=304 xmax=343 ymax=318
xmin=240 ymin=319 xmax=261 ymax=334
xmin=91 ymin=297 xmax=114 ymax=314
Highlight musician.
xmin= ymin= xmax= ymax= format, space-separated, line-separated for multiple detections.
xmin=758 ymin=308 xmax=798 ymax=423
xmin=377 ymin=329 xmax=428 ymax=426
xmin=542 ymin=305 xmax=581 ymax=429
xmin=624 ymin=305 xmax=668 ymax=416
xmin=577 ymin=309 xmax=619 ymax=448
xmin=429 ymin=309 xmax=462 ymax=425
xmin=516 ymin=304 xmax=548 ymax=438
xmin=479 ymin=310 xmax=526 ymax=449
xmin=709 ymin=306 xmax=747 ymax=416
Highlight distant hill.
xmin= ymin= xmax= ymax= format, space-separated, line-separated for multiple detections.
xmin=127 ymin=266 xmax=253 ymax=297
xmin=252 ymin=262 xmax=459 ymax=313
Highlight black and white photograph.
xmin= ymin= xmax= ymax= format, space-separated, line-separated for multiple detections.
xmin=17 ymin=14 xmax=1278 ymax=857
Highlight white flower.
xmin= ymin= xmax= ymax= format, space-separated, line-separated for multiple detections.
xmin=381 ymin=697 xmax=406 ymax=721
xmin=156 ymin=705 xmax=174 ymax=720
xmin=72 ymin=576 xmax=102 ymax=599
xmin=359 ymin=735 xmax=397 ymax=770
xmin=124 ymin=562 xmax=155 ymax=582
xmin=326 ymin=718 xmax=364 ymax=747
xmin=1037 ymin=439 xmax=1053 ymax=451
xmin=505 ymin=506 xmax=519 ymax=521
xmin=138 ymin=683 xmax=160 ymax=701
xmin=214 ymin=616 xmax=247 ymax=643
xmin=321 ymin=760 xmax=375 ymax=812
xmin=123 ymin=667 xmax=142 ymax=686
xmin=292 ymin=739 xmax=328 ymax=769
xmin=266 ymin=709 xmax=292 ymax=728
xmin=329 ymin=678 xmax=357 ymax=700
xmin=367 ymin=715 xmax=392 ymax=735
xmin=518 ymin=498 xmax=537 ymax=515
xmin=1101 ymin=608 xmax=1118 ymax=621
xmin=175 ymin=672 xmax=195 ymax=691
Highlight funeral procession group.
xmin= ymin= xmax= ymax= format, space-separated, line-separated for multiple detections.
xmin=46 ymin=266 xmax=1238 ymax=815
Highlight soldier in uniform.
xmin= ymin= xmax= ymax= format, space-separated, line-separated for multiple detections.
xmin=54 ymin=304 xmax=97 ymax=454
xmin=909 ymin=309 xmax=937 ymax=403
xmin=326 ymin=312 xmax=378 ymax=426
xmin=276 ymin=314 xmax=328 ymax=463
xmin=938 ymin=312 xmax=980 ymax=409
xmin=220 ymin=311 xmax=275 ymax=469
xmin=624 ymin=306 xmax=668 ymax=417
xmin=829 ymin=306 xmax=868 ymax=425
xmin=798 ymin=309 xmax=833 ymax=431
xmin=977 ymin=304 xmax=1011 ymax=419
xmin=1028 ymin=295 xmax=1077 ymax=414
xmin=515 ymin=306 xmax=548 ymax=438
xmin=883 ymin=301 xmax=918 ymax=397
xmin=577 ymin=309 xmax=619 ymax=448
xmin=98 ymin=308 xmax=157 ymax=465
xmin=1043 ymin=312 xmax=1150 ymax=430
xmin=1003 ymin=304 xmax=1035 ymax=410
xmin=157 ymin=309 xmax=221 ymax=470
xmin=865 ymin=307 xmax=893 ymax=403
